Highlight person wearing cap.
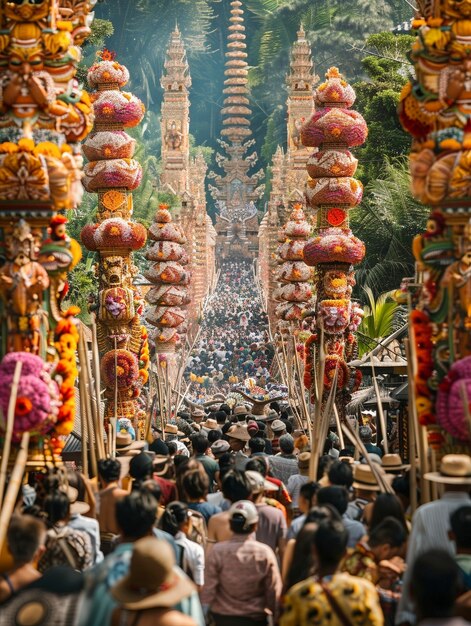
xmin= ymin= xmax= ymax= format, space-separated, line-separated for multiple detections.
xmin=270 ymin=419 xmax=286 ymax=455
xmin=110 ymin=537 xmax=197 ymax=626
xmin=269 ymin=434 xmax=299 ymax=485
xmin=360 ymin=425 xmax=383 ymax=458
xmin=246 ymin=470 xmax=288 ymax=558
xmin=396 ymin=455 xmax=471 ymax=626
xmin=211 ymin=440 xmax=230 ymax=461
xmin=281 ymin=519 xmax=383 ymax=626
xmin=202 ymin=500 xmax=282 ymax=626
xmin=226 ymin=424 xmax=250 ymax=471
xmin=381 ymin=454 xmax=410 ymax=476
xmin=286 ymin=452 xmax=311 ymax=512
xmin=0 ymin=515 xmax=46 ymax=603
xmin=345 ymin=464 xmax=381 ymax=522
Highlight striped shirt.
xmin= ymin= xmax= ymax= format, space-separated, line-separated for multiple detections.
xmin=396 ymin=491 xmax=471 ymax=625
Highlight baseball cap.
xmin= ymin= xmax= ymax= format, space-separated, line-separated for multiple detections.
xmin=271 ymin=419 xmax=286 ymax=433
xmin=245 ymin=470 xmax=278 ymax=493
xmin=228 ymin=500 xmax=259 ymax=525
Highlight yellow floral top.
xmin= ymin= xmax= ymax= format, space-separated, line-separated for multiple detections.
xmin=280 ymin=573 xmax=384 ymax=626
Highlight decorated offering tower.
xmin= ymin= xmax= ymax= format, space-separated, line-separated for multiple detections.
xmin=144 ymin=204 xmax=190 ymax=355
xmin=81 ymin=52 xmax=149 ymax=430
xmin=210 ymin=0 xmax=264 ymax=258
xmin=0 ymin=0 xmax=95 ymax=453
xmin=399 ymin=0 xmax=471 ymax=454
xmin=302 ymin=68 xmax=367 ymax=416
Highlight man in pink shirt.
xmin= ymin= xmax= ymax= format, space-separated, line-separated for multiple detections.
xmin=201 ymin=500 xmax=282 ymax=626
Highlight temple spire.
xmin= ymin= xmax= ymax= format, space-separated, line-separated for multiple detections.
xmin=211 ymin=0 xmax=264 ymax=259
xmin=160 ymin=28 xmax=191 ymax=194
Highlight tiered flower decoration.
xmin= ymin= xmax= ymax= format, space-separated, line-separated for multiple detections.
xmin=301 ymin=68 xmax=367 ymax=415
xmin=145 ymin=204 xmax=190 ymax=353
xmin=81 ymin=51 xmax=149 ymax=427
xmin=274 ymin=202 xmax=314 ymax=325
xmin=0 ymin=1 xmax=95 ymax=448
xmin=399 ymin=2 xmax=471 ymax=454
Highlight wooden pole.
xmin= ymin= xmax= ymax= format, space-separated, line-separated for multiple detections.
xmin=0 ymin=361 xmax=22 ymax=506
xmin=79 ymin=330 xmax=99 ymax=474
xmin=370 ymin=358 xmax=389 ymax=454
xmin=90 ymin=314 xmax=105 ymax=458
xmin=404 ymin=339 xmax=418 ymax=514
xmin=0 ymin=432 xmax=30 ymax=556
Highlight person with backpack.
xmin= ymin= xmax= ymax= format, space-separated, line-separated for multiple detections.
xmin=160 ymin=501 xmax=205 ymax=591
xmin=38 ymin=491 xmax=93 ymax=573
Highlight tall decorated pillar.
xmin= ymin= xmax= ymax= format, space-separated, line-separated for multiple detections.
xmin=398 ymin=1 xmax=471 ymax=455
xmin=81 ymin=53 xmax=149 ymax=433
xmin=302 ymin=68 xmax=368 ymax=417
xmin=0 ymin=0 xmax=95 ymax=455
xmin=285 ymin=25 xmax=316 ymax=195
xmin=160 ymin=26 xmax=191 ymax=196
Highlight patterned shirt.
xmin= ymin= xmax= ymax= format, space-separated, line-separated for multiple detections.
xmin=281 ymin=573 xmax=384 ymax=626
xmin=341 ymin=541 xmax=379 ymax=583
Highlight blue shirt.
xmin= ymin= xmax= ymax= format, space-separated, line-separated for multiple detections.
xmin=187 ymin=501 xmax=222 ymax=523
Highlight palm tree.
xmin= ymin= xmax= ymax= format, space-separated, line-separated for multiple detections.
xmin=357 ymin=287 xmax=403 ymax=356
xmin=352 ymin=159 xmax=429 ymax=296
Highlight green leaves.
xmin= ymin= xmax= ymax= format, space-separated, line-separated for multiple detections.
xmin=358 ymin=287 xmax=399 ymax=356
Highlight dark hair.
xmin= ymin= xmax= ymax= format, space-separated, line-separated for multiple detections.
xmin=391 ymin=474 xmax=410 ymax=497
xmin=67 ymin=470 xmax=86 ymax=503
xmin=115 ymin=491 xmax=157 ymax=538
xmin=317 ymin=486 xmax=349 ymax=516
xmin=314 ymin=519 xmax=348 ymax=567
xmin=285 ymin=523 xmax=318 ymax=592
xmin=229 ymin=514 xmax=254 ymax=535
xmin=208 ymin=429 xmax=223 ymax=444
xmin=317 ymin=455 xmax=333 ymax=481
xmin=7 ymin=515 xmax=46 ymax=564
xmin=369 ymin=516 xmax=407 ymax=548
xmin=411 ymin=550 xmax=460 ymax=619
xmin=138 ymin=479 xmax=162 ymax=504
xmin=43 ymin=491 xmax=70 ymax=525
xmin=299 ymin=482 xmax=320 ymax=509
xmin=328 ymin=461 xmax=353 ymax=489
xmin=218 ymin=453 xmax=235 ymax=478
xmin=181 ymin=468 xmax=209 ymax=501
xmin=369 ymin=494 xmax=408 ymax=533
xmin=450 ymin=506 xmax=471 ymax=549
xmin=192 ymin=434 xmax=210 ymax=454
xmin=98 ymin=458 xmax=121 ymax=483
xmin=219 ymin=405 xmax=231 ymax=416
xmin=222 ymin=470 xmax=251 ymax=503
xmin=304 ymin=504 xmax=338 ymax=526
xmin=149 ymin=438 xmax=169 ymax=456
xmin=160 ymin=501 xmax=189 ymax=537
xmin=167 ymin=441 xmax=178 ymax=455
xmin=129 ymin=452 xmax=153 ymax=481
xmin=245 ymin=457 xmax=268 ymax=477
xmin=248 ymin=437 xmax=266 ymax=454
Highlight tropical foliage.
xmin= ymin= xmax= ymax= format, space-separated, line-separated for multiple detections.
xmin=357 ymin=287 xmax=402 ymax=356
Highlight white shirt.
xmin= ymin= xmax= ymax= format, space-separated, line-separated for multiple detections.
xmin=175 ymin=531 xmax=205 ymax=586
xmin=396 ymin=491 xmax=471 ymax=625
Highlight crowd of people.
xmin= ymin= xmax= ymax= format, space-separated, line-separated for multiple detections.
xmin=1 ymin=400 xmax=470 ymax=626
xmin=186 ymin=261 xmax=274 ymax=392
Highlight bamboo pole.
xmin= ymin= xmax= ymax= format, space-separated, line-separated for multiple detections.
xmin=333 ymin=404 xmax=345 ymax=450
xmin=0 ymin=432 xmax=30 ymax=555
xmin=370 ymin=357 xmax=389 ymax=454
xmin=90 ymin=314 xmax=105 ymax=458
xmin=79 ymin=374 xmax=89 ymax=476
xmin=79 ymin=330 xmax=99 ymax=473
xmin=404 ymin=340 xmax=418 ymax=514
xmin=0 ymin=361 xmax=22 ymax=505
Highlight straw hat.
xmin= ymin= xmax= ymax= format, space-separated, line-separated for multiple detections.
xmin=424 ymin=454 xmax=471 ymax=485
xmin=164 ymin=424 xmax=184 ymax=437
xmin=116 ymin=433 xmax=146 ymax=456
xmin=152 ymin=455 xmax=170 ymax=477
xmin=66 ymin=486 xmax=90 ymax=516
xmin=201 ymin=418 xmax=218 ymax=431
xmin=227 ymin=424 xmax=250 ymax=442
xmin=111 ymin=538 xmax=195 ymax=609
xmin=352 ymin=464 xmax=381 ymax=491
xmin=234 ymin=405 xmax=249 ymax=416
xmin=298 ymin=452 xmax=311 ymax=475
xmin=381 ymin=453 xmax=410 ymax=474
xmin=0 ymin=590 xmax=81 ymax=626
xmin=191 ymin=408 xmax=205 ymax=419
